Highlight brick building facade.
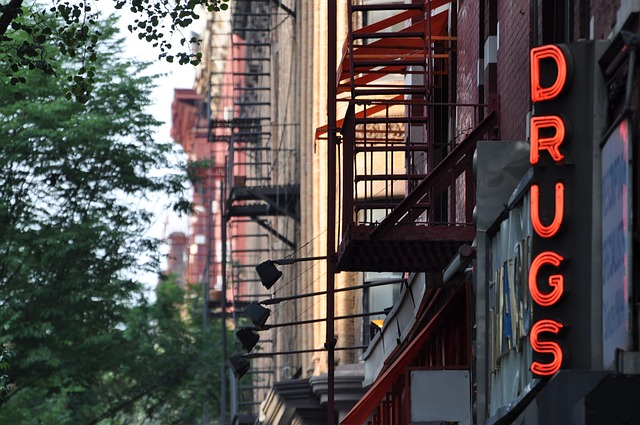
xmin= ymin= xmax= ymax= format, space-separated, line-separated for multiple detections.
xmin=171 ymin=1 xmax=640 ymax=424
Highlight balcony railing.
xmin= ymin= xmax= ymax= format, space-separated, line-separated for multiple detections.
xmin=330 ymin=1 xmax=495 ymax=273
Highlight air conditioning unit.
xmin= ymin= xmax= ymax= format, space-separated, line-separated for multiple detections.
xmin=410 ymin=370 xmax=471 ymax=425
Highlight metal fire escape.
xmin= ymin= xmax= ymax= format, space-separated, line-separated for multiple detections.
xmin=207 ymin=0 xmax=299 ymax=418
xmin=331 ymin=0 xmax=496 ymax=274
xmin=227 ymin=0 xmax=298 ymax=306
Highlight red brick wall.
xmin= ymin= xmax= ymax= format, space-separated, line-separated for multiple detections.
xmin=496 ymin=0 xmax=531 ymax=141
xmin=166 ymin=232 xmax=187 ymax=286
xmin=455 ymin=0 xmax=481 ymax=221
xmin=456 ymin=0 xmax=481 ymax=136
xmin=592 ymin=0 xmax=620 ymax=39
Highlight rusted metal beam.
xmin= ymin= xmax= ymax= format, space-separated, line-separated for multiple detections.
xmin=370 ymin=110 xmax=496 ymax=239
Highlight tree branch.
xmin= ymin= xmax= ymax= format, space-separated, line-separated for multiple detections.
xmin=87 ymin=365 xmax=187 ymax=425
xmin=0 ymin=0 xmax=23 ymax=37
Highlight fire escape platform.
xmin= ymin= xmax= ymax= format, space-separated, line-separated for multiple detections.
xmin=328 ymin=0 xmax=478 ymax=274
xmin=336 ymin=224 xmax=474 ymax=272
xmin=227 ymin=185 xmax=299 ymax=219
xmin=335 ymin=110 xmax=497 ymax=273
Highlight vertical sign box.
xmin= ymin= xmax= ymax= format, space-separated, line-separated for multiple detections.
xmin=528 ymin=41 xmax=604 ymax=377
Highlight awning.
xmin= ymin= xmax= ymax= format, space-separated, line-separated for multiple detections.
xmin=340 ymin=285 xmax=466 ymax=425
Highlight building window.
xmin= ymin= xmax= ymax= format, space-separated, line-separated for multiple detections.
xmin=362 ymin=271 xmax=402 ymax=345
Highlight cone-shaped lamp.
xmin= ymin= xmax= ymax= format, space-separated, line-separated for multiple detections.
xmin=229 ymin=353 xmax=251 ymax=379
xmin=245 ymin=302 xmax=271 ymax=329
xmin=236 ymin=327 xmax=260 ymax=352
xmin=256 ymin=260 xmax=282 ymax=290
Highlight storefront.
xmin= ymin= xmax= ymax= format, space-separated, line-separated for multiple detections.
xmin=475 ymin=33 xmax=640 ymax=425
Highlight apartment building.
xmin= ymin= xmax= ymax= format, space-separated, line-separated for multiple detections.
xmin=170 ymin=1 xmax=640 ymax=424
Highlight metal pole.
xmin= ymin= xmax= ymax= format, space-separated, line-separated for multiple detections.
xmin=220 ymin=176 xmax=228 ymax=425
xmin=271 ymin=255 xmax=327 ymax=265
xmin=327 ymin=0 xmax=337 ymax=424
xmin=203 ymin=45 xmax=214 ymax=425
xmin=260 ymin=278 xmax=406 ymax=305
xmin=258 ymin=309 xmax=391 ymax=329
xmin=244 ymin=345 xmax=367 ymax=359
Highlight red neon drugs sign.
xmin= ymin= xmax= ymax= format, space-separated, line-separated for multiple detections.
xmin=528 ymin=44 xmax=572 ymax=377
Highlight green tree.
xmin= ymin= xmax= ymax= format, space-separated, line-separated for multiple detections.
xmin=0 ymin=277 xmax=224 ymax=424
xmin=0 ymin=13 xmax=220 ymax=424
xmin=0 ymin=0 xmax=229 ymax=101
xmin=83 ymin=277 xmax=224 ymax=424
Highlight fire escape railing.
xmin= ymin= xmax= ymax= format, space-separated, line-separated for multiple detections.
xmin=330 ymin=0 xmax=493 ymax=272
xmin=206 ymin=0 xmax=301 ymax=418
xmin=369 ymin=110 xmax=497 ymax=238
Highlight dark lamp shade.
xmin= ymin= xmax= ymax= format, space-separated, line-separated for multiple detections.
xmin=245 ymin=302 xmax=271 ymax=329
xmin=229 ymin=353 xmax=250 ymax=379
xmin=236 ymin=328 xmax=260 ymax=352
xmin=256 ymin=261 xmax=282 ymax=290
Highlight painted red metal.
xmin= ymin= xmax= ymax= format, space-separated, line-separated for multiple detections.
xmin=328 ymin=0 xmax=497 ymax=273
xmin=336 ymin=223 xmax=475 ymax=272
xmin=340 ymin=285 xmax=470 ymax=425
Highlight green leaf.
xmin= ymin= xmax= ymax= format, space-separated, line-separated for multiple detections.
xmin=0 ymin=13 xmax=208 ymax=423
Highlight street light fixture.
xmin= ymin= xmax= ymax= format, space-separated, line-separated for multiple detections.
xmin=257 ymin=277 xmax=406 ymax=306
xmin=244 ymin=302 xmax=271 ymax=329
xmin=229 ymin=346 xmax=367 ymax=380
xmin=234 ymin=309 xmax=391 ymax=357
xmin=251 ymin=255 xmax=398 ymax=424
xmin=239 ymin=279 xmax=404 ymax=348
xmin=241 ymin=309 xmax=392 ymax=332
xmin=255 ymin=256 xmax=327 ymax=289
xmin=229 ymin=353 xmax=251 ymax=379
xmin=235 ymin=328 xmax=260 ymax=353
xmin=255 ymin=261 xmax=282 ymax=290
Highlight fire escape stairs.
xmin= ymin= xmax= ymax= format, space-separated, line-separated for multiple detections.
xmin=333 ymin=0 xmax=493 ymax=273
xmin=205 ymin=1 xmax=298 ymax=413
xmin=226 ymin=2 xmax=299 ymax=237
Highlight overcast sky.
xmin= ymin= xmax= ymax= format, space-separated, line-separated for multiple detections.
xmin=117 ymin=14 xmax=198 ymax=142
xmin=114 ymin=9 xmax=201 ymax=296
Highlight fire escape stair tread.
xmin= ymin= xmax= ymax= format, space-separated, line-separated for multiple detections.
xmin=233 ymin=116 xmax=269 ymax=120
xmin=351 ymin=3 xmax=425 ymax=12
xmin=236 ymin=102 xmax=272 ymax=106
xmin=236 ymin=28 xmax=270 ymax=32
xmin=353 ymin=87 xmax=427 ymax=97
xmin=351 ymin=58 xmax=425 ymax=68
xmin=354 ymin=144 xmax=430 ymax=153
xmin=227 ymin=204 xmax=283 ymax=217
xmin=234 ymin=146 xmax=271 ymax=151
xmin=352 ymin=31 xmax=425 ymax=40
xmin=234 ymin=129 xmax=271 ymax=133
xmin=231 ymin=185 xmax=299 ymax=201
xmin=355 ymin=116 xmax=428 ymax=124
xmin=234 ymin=162 xmax=272 ymax=166
xmin=234 ymin=72 xmax=271 ymax=76
xmin=233 ymin=57 xmax=271 ymax=61
xmin=355 ymin=173 xmax=428 ymax=181
xmin=227 ymin=185 xmax=299 ymax=219
xmin=236 ymin=87 xmax=271 ymax=91
xmin=232 ymin=42 xmax=271 ymax=47
xmin=354 ymin=201 xmax=430 ymax=209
